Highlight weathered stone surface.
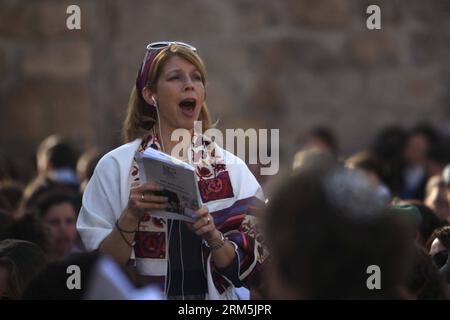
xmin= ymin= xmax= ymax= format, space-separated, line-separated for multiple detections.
xmin=0 ymin=1 xmax=90 ymax=40
xmin=0 ymin=82 xmax=94 ymax=145
xmin=0 ymin=46 xmax=6 ymax=75
xmin=21 ymin=41 xmax=92 ymax=79
xmin=230 ymin=0 xmax=285 ymax=32
xmin=0 ymin=0 xmax=448 ymax=164
xmin=0 ymin=4 xmax=36 ymax=39
xmin=287 ymin=0 xmax=352 ymax=28
xmin=350 ymin=33 xmax=398 ymax=66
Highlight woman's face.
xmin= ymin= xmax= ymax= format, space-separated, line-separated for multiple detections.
xmin=151 ymin=55 xmax=205 ymax=132
xmin=403 ymin=134 xmax=428 ymax=165
xmin=42 ymin=202 xmax=77 ymax=258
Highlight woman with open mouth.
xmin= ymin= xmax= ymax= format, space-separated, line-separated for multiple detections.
xmin=77 ymin=41 xmax=267 ymax=300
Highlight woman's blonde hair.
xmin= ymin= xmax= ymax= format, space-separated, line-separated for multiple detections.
xmin=123 ymin=45 xmax=212 ymax=143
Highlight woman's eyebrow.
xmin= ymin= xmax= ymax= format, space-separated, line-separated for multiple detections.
xmin=165 ymin=67 xmax=200 ymax=75
xmin=166 ymin=68 xmax=181 ymax=74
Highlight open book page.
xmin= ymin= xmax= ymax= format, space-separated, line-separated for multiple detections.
xmin=135 ymin=148 xmax=202 ymax=222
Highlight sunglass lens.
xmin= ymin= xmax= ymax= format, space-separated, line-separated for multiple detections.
xmin=148 ymin=42 xmax=169 ymax=50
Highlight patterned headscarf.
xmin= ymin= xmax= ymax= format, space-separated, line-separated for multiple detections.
xmin=135 ymin=50 xmax=161 ymax=100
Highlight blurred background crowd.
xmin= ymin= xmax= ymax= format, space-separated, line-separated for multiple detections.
xmin=1 ymin=0 xmax=449 ymax=299
xmin=1 ymin=122 xmax=450 ymax=299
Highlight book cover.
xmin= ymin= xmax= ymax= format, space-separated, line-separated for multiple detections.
xmin=135 ymin=148 xmax=202 ymax=222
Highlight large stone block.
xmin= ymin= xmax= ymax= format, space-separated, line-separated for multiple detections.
xmin=406 ymin=0 xmax=450 ymax=25
xmin=230 ymin=0 xmax=285 ymax=32
xmin=0 ymin=4 xmax=35 ymax=38
xmin=0 ymin=0 xmax=99 ymax=41
xmin=21 ymin=41 xmax=92 ymax=79
xmin=0 ymin=81 xmax=94 ymax=145
xmin=287 ymin=0 xmax=352 ymax=28
xmin=0 ymin=46 xmax=6 ymax=75
xmin=114 ymin=0 xmax=226 ymax=44
xmin=245 ymin=77 xmax=286 ymax=121
xmin=350 ymin=32 xmax=398 ymax=66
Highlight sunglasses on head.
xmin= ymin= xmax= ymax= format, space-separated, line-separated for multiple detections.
xmin=136 ymin=41 xmax=197 ymax=97
xmin=146 ymin=41 xmax=197 ymax=52
xmin=432 ymin=251 xmax=449 ymax=268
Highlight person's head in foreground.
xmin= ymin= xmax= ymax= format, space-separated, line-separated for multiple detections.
xmin=405 ymin=244 xmax=448 ymax=300
xmin=428 ymin=225 xmax=450 ymax=292
xmin=265 ymin=161 xmax=415 ymax=299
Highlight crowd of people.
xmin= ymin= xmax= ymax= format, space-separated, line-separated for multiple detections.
xmin=1 ymin=41 xmax=450 ymax=300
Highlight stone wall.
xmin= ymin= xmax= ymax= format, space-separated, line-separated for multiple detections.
xmin=0 ymin=0 xmax=449 ymax=170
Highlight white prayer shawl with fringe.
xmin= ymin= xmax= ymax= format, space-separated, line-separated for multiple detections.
xmin=77 ymin=137 xmax=267 ymax=299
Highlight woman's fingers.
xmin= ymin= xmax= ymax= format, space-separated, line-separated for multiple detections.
xmin=129 ymin=192 xmax=167 ymax=203
xmin=128 ymin=200 xmax=167 ymax=211
xmin=142 ymin=194 xmax=168 ymax=203
xmin=193 ymin=206 xmax=211 ymax=229
xmin=195 ymin=206 xmax=209 ymax=218
xmin=127 ymin=182 xmax=168 ymax=214
xmin=191 ymin=206 xmax=218 ymax=239
xmin=193 ymin=215 xmax=211 ymax=229
xmin=134 ymin=182 xmax=164 ymax=193
xmin=194 ymin=222 xmax=216 ymax=237
xmin=184 ymin=221 xmax=195 ymax=232
xmin=137 ymin=202 xmax=168 ymax=210
xmin=129 ymin=182 xmax=167 ymax=202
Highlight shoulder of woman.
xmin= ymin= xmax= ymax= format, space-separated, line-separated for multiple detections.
xmin=94 ymin=139 xmax=142 ymax=175
xmin=216 ymin=146 xmax=246 ymax=166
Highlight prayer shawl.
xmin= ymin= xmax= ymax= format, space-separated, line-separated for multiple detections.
xmin=77 ymin=134 xmax=267 ymax=299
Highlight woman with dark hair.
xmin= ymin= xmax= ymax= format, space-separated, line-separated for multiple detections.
xmin=0 ymin=239 xmax=47 ymax=300
xmin=34 ymin=191 xmax=81 ymax=260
